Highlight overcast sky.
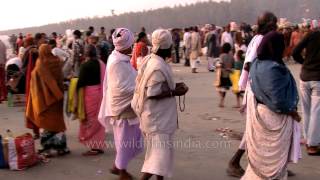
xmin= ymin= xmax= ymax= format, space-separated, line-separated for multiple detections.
xmin=0 ymin=0 xmax=228 ymax=31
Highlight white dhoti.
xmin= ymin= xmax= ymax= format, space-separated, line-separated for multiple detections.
xmin=241 ymin=89 xmax=301 ymax=180
xmin=190 ymin=58 xmax=200 ymax=69
xmin=112 ymin=118 xmax=143 ymax=170
xmin=142 ymin=133 xmax=174 ymax=178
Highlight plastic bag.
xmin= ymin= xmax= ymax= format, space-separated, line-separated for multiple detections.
xmin=0 ymin=135 xmax=8 ymax=168
xmin=8 ymin=133 xmax=38 ymax=170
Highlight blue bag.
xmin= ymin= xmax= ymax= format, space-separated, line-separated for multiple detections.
xmin=0 ymin=135 xmax=7 ymax=168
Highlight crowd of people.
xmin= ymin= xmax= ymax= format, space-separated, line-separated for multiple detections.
xmin=0 ymin=10 xmax=319 ymax=180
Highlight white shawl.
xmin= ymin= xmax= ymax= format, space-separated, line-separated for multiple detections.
xmin=98 ymin=50 xmax=137 ymax=131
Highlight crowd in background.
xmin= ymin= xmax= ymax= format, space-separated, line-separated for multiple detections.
xmin=0 ymin=13 xmax=319 ymax=180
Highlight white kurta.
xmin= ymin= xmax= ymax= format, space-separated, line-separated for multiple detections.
xmin=140 ymin=70 xmax=178 ymax=134
xmin=220 ymin=31 xmax=233 ymax=47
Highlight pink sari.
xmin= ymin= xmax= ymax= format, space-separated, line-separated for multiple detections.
xmin=79 ymin=61 xmax=106 ymax=150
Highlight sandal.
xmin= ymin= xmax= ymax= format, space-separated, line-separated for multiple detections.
xmin=307 ymin=146 xmax=320 ymax=156
xmin=82 ymin=149 xmax=104 ymax=156
xmin=120 ymin=170 xmax=133 ymax=180
xmin=287 ymin=170 xmax=296 ymax=177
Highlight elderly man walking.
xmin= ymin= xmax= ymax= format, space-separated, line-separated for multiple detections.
xmin=132 ymin=29 xmax=188 ymax=180
xmin=99 ymin=28 xmax=143 ymax=180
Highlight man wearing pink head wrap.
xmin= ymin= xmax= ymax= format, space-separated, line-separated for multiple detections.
xmin=112 ymin=28 xmax=135 ymax=52
xmin=99 ymin=28 xmax=142 ymax=180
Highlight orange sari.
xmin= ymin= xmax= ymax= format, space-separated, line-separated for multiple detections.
xmin=26 ymin=44 xmax=66 ymax=132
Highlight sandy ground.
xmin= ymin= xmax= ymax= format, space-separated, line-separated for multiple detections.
xmin=0 ymin=61 xmax=320 ymax=180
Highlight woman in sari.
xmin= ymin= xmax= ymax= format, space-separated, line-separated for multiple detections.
xmin=77 ymin=44 xmax=106 ymax=156
xmin=26 ymin=44 xmax=69 ymax=156
xmin=241 ymin=31 xmax=301 ymax=180
xmin=131 ymin=32 xmax=149 ymax=70
xmin=22 ymin=37 xmax=40 ymax=138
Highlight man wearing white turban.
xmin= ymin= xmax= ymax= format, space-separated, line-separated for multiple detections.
xmin=99 ymin=28 xmax=143 ymax=180
xmin=132 ymin=29 xmax=188 ymax=180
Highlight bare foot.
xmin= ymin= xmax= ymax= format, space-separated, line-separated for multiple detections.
xmin=287 ymin=170 xmax=296 ymax=177
xmin=119 ymin=170 xmax=133 ymax=180
xmin=110 ymin=165 xmax=120 ymax=175
xmin=227 ymin=163 xmax=245 ymax=178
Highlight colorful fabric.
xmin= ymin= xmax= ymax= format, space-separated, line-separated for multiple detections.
xmin=26 ymin=44 xmax=65 ymax=132
xmin=67 ymin=78 xmax=78 ymax=113
xmin=79 ymin=61 xmax=106 ymax=149
xmin=230 ymin=70 xmax=241 ymax=93
xmin=77 ymin=88 xmax=85 ymax=121
xmin=23 ymin=46 xmax=38 ymax=105
xmin=131 ymin=42 xmax=148 ymax=70
xmin=40 ymin=131 xmax=67 ymax=151
xmin=250 ymin=60 xmax=299 ymax=113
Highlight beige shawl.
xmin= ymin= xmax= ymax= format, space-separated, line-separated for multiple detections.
xmin=131 ymin=54 xmax=175 ymax=118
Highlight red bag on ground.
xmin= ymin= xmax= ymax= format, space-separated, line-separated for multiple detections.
xmin=8 ymin=133 xmax=38 ymax=170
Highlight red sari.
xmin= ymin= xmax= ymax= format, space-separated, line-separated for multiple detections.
xmin=131 ymin=42 xmax=148 ymax=70
xmin=0 ymin=65 xmax=6 ymax=102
